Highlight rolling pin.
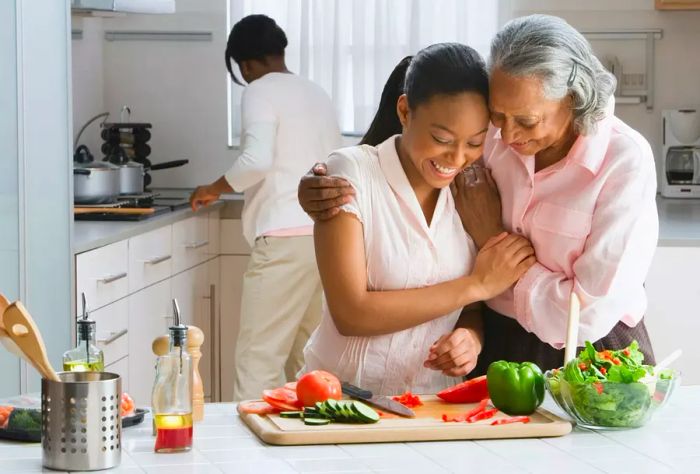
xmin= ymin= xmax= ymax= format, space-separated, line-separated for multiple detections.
xmin=153 ymin=326 xmax=205 ymax=421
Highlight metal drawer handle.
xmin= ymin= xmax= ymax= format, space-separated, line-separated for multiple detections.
xmin=143 ymin=255 xmax=172 ymax=265
xmin=185 ymin=240 xmax=209 ymax=250
xmin=97 ymin=329 xmax=128 ymax=345
xmin=97 ymin=272 xmax=128 ymax=284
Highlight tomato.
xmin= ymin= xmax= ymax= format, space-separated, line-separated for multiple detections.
xmin=295 ymin=370 xmax=342 ymax=407
xmin=120 ymin=393 xmax=135 ymax=417
xmin=436 ymin=375 xmax=488 ymax=403
xmin=239 ymin=401 xmax=280 ymax=415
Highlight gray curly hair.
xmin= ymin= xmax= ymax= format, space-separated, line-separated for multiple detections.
xmin=489 ymin=14 xmax=616 ymax=135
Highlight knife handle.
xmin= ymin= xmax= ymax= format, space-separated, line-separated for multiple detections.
xmin=341 ymin=382 xmax=373 ymax=399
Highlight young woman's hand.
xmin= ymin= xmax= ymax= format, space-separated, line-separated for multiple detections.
xmin=471 ymin=232 xmax=536 ymax=299
xmin=423 ymin=327 xmax=482 ymax=377
xmin=451 ymin=164 xmax=504 ymax=249
xmin=298 ymin=163 xmax=355 ymax=222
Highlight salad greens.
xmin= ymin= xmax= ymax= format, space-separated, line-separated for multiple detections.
xmin=547 ymin=340 xmax=673 ymax=428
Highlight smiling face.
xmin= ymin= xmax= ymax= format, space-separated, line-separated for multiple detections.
xmin=396 ymin=92 xmax=489 ymax=190
xmin=489 ymin=67 xmax=575 ymax=157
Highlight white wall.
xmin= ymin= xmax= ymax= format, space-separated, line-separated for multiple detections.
xmin=70 ymin=0 xmax=700 ymax=187
xmin=71 ymin=0 xmax=233 ymax=189
xmin=71 ymin=16 xmax=105 ymax=156
xmin=501 ymin=0 xmax=700 ymax=181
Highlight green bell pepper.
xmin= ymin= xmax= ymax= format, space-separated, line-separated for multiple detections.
xmin=486 ymin=361 xmax=545 ymax=416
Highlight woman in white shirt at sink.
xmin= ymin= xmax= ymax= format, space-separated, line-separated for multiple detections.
xmin=190 ymin=15 xmax=341 ymax=401
xmin=301 ymin=43 xmax=535 ymax=395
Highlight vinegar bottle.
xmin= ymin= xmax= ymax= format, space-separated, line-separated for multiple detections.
xmin=152 ymin=299 xmax=193 ymax=453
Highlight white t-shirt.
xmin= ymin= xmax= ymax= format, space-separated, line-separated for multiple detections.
xmin=225 ymin=72 xmax=341 ymax=245
xmin=302 ymin=135 xmax=478 ymax=396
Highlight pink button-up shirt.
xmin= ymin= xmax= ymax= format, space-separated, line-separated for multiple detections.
xmin=484 ymin=105 xmax=659 ymax=348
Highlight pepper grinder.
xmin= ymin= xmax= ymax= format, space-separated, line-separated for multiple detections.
xmin=153 ymin=325 xmax=205 ymax=421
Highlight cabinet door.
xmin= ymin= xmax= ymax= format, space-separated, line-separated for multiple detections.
xmin=204 ymin=257 xmax=220 ymax=402
xmin=219 ymin=255 xmax=249 ymax=402
xmin=92 ymin=298 xmax=129 ymax=367
xmin=645 ymin=247 xmax=700 ymax=384
xmin=127 ymin=279 xmax=172 ymax=405
xmin=171 ymin=263 xmax=212 ymax=399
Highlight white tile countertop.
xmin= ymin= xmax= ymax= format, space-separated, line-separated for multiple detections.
xmin=1 ymin=386 xmax=699 ymax=473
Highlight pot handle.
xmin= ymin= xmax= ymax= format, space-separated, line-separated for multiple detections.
xmin=149 ymin=159 xmax=189 ymax=171
xmin=73 ymin=168 xmax=91 ymax=175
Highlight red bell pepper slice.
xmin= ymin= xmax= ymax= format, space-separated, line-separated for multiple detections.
xmin=467 ymin=408 xmax=499 ymax=423
xmin=491 ymin=416 xmax=531 ymax=425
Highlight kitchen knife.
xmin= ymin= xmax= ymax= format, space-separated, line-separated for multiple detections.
xmin=341 ymin=382 xmax=416 ymax=418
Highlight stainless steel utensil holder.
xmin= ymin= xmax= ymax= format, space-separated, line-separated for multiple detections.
xmin=42 ymin=372 xmax=122 ymax=471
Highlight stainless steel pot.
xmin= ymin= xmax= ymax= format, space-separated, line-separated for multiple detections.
xmin=74 ymin=162 xmax=121 ymax=204
xmin=116 ymin=159 xmax=190 ymax=195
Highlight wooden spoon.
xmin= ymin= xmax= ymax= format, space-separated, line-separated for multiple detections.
xmin=563 ymin=291 xmax=581 ymax=365
xmin=0 ymin=294 xmax=25 ymax=359
xmin=2 ymin=301 xmax=60 ymax=381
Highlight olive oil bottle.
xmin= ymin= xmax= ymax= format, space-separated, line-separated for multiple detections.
xmin=63 ymin=293 xmax=104 ymax=372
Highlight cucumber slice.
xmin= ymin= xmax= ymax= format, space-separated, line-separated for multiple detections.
xmin=338 ymin=401 xmax=355 ymax=422
xmin=304 ymin=417 xmax=331 ymax=426
xmin=324 ymin=399 xmax=339 ymax=416
xmin=351 ymin=401 xmax=380 ymax=423
xmin=280 ymin=411 xmax=303 ymax=418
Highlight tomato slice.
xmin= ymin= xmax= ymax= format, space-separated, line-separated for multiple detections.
xmin=262 ymin=388 xmax=303 ymax=409
xmin=239 ymin=401 xmax=280 ymax=415
xmin=284 ymin=382 xmax=297 ymax=392
xmin=436 ymin=375 xmax=489 ymax=403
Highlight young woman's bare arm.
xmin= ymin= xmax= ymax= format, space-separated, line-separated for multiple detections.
xmin=314 ymin=212 xmax=535 ymax=337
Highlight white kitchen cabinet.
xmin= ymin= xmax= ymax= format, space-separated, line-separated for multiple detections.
xmin=171 ymin=261 xmax=212 ymax=399
xmin=219 ymin=254 xmax=249 ymax=402
xmin=172 ymin=215 xmax=209 ymax=274
xmin=207 ymin=210 xmax=221 ymax=259
xmin=645 ymin=246 xmax=700 ymax=385
xmin=91 ymin=297 xmax=129 ymax=367
xmin=128 ymin=225 xmax=173 ymax=293
xmin=106 ymin=356 xmax=129 ymax=393
xmin=75 ymin=240 xmax=129 ymax=315
xmin=206 ymin=257 xmax=221 ymax=402
xmin=127 ymin=279 xmax=172 ymax=404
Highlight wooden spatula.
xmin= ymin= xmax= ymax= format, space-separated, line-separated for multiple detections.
xmin=2 ymin=301 xmax=60 ymax=381
xmin=0 ymin=294 xmax=25 ymax=359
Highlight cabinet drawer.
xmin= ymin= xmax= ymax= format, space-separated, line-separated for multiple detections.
xmin=128 ymin=279 xmax=172 ymax=404
xmin=105 ymin=356 xmax=129 ymax=393
xmin=128 ymin=225 xmax=173 ymax=292
xmin=207 ymin=210 xmax=221 ymax=258
xmin=172 ymin=215 xmax=209 ymax=274
xmin=76 ymin=240 xmax=129 ymax=314
xmin=220 ymin=219 xmax=251 ymax=255
xmin=91 ymin=298 xmax=129 ymax=366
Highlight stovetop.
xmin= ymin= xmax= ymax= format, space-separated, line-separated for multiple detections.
xmin=74 ymin=193 xmax=191 ymax=221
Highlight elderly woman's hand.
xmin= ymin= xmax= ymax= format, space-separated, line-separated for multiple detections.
xmin=451 ymin=164 xmax=504 ymax=249
xmin=298 ymin=163 xmax=355 ymax=222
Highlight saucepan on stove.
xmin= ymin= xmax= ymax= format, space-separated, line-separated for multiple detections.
xmin=105 ymin=146 xmax=189 ymax=195
xmin=73 ymin=145 xmax=122 ymax=205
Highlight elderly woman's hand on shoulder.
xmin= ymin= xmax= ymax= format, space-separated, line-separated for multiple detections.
xmin=451 ymin=162 xmax=505 ymax=248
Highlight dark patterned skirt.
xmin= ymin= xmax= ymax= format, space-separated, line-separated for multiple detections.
xmin=472 ymin=305 xmax=656 ymax=376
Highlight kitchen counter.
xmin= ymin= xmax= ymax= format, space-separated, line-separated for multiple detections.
xmin=1 ymin=387 xmax=698 ymax=473
xmin=72 ymin=190 xmax=244 ymax=254
xmin=657 ymin=196 xmax=700 ymax=247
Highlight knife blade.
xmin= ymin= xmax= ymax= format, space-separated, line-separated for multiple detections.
xmin=341 ymin=382 xmax=416 ymax=418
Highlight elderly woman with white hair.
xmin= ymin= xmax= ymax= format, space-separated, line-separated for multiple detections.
xmin=297 ymin=14 xmax=657 ymax=374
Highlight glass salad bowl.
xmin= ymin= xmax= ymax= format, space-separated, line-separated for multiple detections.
xmin=545 ymin=369 xmax=680 ymax=430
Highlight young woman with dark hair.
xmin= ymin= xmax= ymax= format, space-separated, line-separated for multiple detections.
xmin=300 ymin=43 xmax=535 ymax=395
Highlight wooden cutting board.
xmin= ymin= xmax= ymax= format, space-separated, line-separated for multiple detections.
xmin=238 ymin=396 xmax=572 ymax=445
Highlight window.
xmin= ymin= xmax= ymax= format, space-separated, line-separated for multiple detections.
xmin=227 ymin=0 xmax=498 ymax=145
